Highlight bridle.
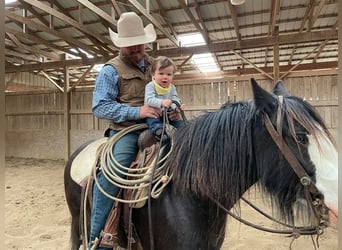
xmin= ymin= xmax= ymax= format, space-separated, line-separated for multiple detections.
xmin=264 ymin=96 xmax=330 ymax=230
xmin=211 ymin=96 xmax=330 ymax=248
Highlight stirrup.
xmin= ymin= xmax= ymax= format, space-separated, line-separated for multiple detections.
xmin=99 ymin=230 xmax=119 ymax=248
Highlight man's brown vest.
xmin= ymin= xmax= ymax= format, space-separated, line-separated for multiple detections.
xmin=105 ymin=55 xmax=153 ymax=131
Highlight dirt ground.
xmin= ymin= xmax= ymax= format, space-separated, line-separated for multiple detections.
xmin=5 ymin=158 xmax=338 ymax=250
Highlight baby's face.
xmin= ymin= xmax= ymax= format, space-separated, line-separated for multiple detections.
xmin=153 ymin=65 xmax=174 ymax=88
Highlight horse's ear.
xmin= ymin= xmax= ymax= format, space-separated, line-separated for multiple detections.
xmin=273 ymin=80 xmax=289 ymax=96
xmin=251 ymin=78 xmax=277 ymax=113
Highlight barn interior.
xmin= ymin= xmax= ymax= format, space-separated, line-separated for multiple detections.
xmin=3 ymin=0 xmax=339 ymax=159
xmin=2 ymin=1 xmax=340 ymax=249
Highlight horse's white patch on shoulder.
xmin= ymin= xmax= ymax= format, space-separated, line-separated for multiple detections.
xmin=70 ymin=138 xmax=108 ymax=184
xmin=308 ymin=134 xmax=338 ymax=214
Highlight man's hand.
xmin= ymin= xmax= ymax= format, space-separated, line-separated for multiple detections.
xmin=139 ymin=105 xmax=162 ymax=119
xmin=168 ymin=109 xmax=182 ymax=121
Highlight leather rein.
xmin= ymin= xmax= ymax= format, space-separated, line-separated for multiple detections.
xmin=210 ymin=96 xmax=330 ymax=241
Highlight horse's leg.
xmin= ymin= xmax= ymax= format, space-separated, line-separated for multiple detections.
xmin=64 ymin=160 xmax=83 ymax=250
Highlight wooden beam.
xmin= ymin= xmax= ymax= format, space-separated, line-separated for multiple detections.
xmin=280 ymin=45 xmax=321 ymax=79
xmin=313 ymin=20 xmax=338 ymax=63
xmin=288 ymin=0 xmax=315 ymax=65
xmin=109 ymin=0 xmax=122 ymax=16
xmin=5 ymin=10 xmax=102 ymax=56
xmin=231 ymin=50 xmax=274 ymax=80
xmin=128 ymin=0 xmax=179 ymax=46
xmin=313 ymin=40 xmax=328 ymax=63
xmin=300 ymin=0 xmax=316 ymax=32
xmin=18 ymin=0 xmax=50 ymax=27
xmin=21 ymin=0 xmax=114 ymax=53
xmin=5 ymin=48 xmax=41 ymax=62
xmin=5 ymin=56 xmax=110 ymax=73
xmin=46 ymin=0 xmax=75 ymax=19
xmin=39 ymin=70 xmax=64 ymax=92
xmin=273 ymin=27 xmax=279 ymax=80
xmin=68 ymin=64 xmax=94 ymax=92
xmin=338 ymin=0 xmax=342 ymax=174
xmin=268 ymin=0 xmax=280 ymax=36
xmin=308 ymin=0 xmax=326 ymax=31
xmin=263 ymin=47 xmax=269 ymax=68
xmin=5 ymin=27 xmax=80 ymax=57
xmin=77 ymin=0 xmax=117 ymax=25
xmin=228 ymin=2 xmax=241 ymax=40
xmin=63 ymin=55 xmax=71 ymax=160
xmin=155 ymin=30 xmax=338 ymax=57
xmin=5 ymin=56 xmax=24 ymax=65
xmin=5 ymin=29 xmax=337 ymax=73
xmin=6 ymin=32 xmax=60 ymax=60
xmin=273 ymin=42 xmax=279 ymax=80
xmin=155 ymin=0 xmax=179 ymax=41
xmin=178 ymin=54 xmax=193 ymax=73
xmin=179 ymin=0 xmax=210 ymax=44
xmin=0 ymin=0 xmax=5 ymax=192
xmin=172 ymin=65 xmax=337 ymax=83
xmin=48 ymin=0 xmax=108 ymax=55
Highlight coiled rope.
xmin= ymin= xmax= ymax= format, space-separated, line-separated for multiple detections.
xmin=92 ymin=123 xmax=173 ymax=204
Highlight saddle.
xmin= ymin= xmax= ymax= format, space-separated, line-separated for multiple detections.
xmin=80 ymin=128 xmax=171 ymax=250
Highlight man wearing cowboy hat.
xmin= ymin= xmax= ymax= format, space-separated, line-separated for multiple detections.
xmin=89 ymin=12 xmax=168 ymax=249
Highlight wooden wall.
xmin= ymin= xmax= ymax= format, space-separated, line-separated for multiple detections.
xmin=175 ymin=76 xmax=338 ymax=129
xmin=5 ymin=74 xmax=338 ymax=159
xmin=5 ymin=72 xmax=58 ymax=91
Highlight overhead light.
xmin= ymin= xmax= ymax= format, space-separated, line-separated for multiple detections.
xmin=192 ymin=53 xmax=220 ymax=73
xmin=178 ymin=34 xmax=219 ymax=73
xmin=5 ymin=0 xmax=17 ymax=4
xmin=178 ymin=33 xmax=206 ymax=47
xmin=67 ymin=48 xmax=94 ymax=59
xmin=231 ymin=0 xmax=246 ymax=5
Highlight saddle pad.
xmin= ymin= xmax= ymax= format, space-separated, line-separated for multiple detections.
xmin=70 ymin=137 xmax=108 ymax=185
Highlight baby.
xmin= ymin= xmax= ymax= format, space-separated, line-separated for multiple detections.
xmin=144 ymin=56 xmax=185 ymax=140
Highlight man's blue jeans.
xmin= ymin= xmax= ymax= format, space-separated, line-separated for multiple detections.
xmin=88 ymin=130 xmax=139 ymax=250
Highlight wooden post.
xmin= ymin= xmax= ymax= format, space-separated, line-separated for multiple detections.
xmin=63 ymin=54 xmax=71 ymax=161
xmin=338 ymin=3 xmax=342 ymax=249
xmin=0 ymin=0 xmax=5 ymax=242
xmin=273 ymin=26 xmax=280 ymax=81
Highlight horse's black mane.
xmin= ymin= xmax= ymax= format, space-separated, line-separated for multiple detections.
xmin=169 ymin=100 xmax=257 ymax=205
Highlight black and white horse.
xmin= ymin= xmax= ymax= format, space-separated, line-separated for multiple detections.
xmin=64 ymin=79 xmax=338 ymax=250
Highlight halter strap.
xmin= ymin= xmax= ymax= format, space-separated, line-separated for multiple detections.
xmin=276 ymin=95 xmax=283 ymax=137
xmin=263 ymin=98 xmax=329 ymax=229
xmin=265 ymin=115 xmax=327 ymax=199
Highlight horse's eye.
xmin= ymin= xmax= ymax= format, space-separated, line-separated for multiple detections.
xmin=296 ymin=133 xmax=308 ymax=145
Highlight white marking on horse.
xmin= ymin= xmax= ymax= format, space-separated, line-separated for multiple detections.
xmin=308 ymin=133 xmax=338 ymax=219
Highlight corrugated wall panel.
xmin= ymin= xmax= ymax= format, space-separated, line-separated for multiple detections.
xmin=5 ymin=75 xmax=338 ymax=158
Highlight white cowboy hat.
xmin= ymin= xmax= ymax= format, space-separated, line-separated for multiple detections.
xmin=108 ymin=12 xmax=157 ymax=48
